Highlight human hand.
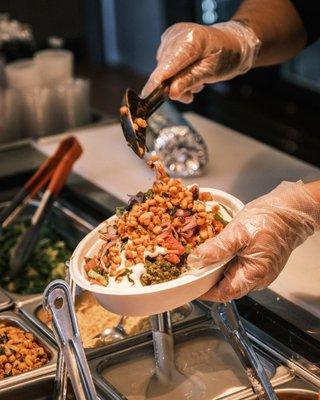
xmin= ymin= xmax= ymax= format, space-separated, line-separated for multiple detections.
xmin=188 ymin=181 xmax=320 ymax=302
xmin=142 ymin=21 xmax=260 ymax=103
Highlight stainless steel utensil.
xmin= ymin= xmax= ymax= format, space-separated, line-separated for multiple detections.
xmin=94 ymin=316 xmax=127 ymax=342
xmin=146 ymin=312 xmax=205 ymax=399
xmin=120 ymin=80 xmax=170 ymax=158
xmin=54 ymin=264 xmax=76 ymax=400
xmin=43 ymin=279 xmax=97 ymax=400
xmin=211 ymin=301 xmax=278 ymax=400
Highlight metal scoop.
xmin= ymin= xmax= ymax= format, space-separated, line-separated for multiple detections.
xmin=146 ymin=312 xmax=205 ymax=399
xmin=43 ymin=280 xmax=97 ymax=400
xmin=120 ymin=80 xmax=170 ymax=158
xmin=94 ymin=316 xmax=127 ymax=342
xmin=211 ymin=301 xmax=278 ymax=400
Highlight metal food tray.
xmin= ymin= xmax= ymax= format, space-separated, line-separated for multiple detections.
xmin=0 ymin=370 xmax=111 ymax=400
xmin=0 ymin=289 xmax=12 ymax=312
xmin=0 ymin=311 xmax=57 ymax=394
xmin=0 ymin=199 xmax=97 ymax=307
xmin=20 ymin=297 xmax=209 ymax=360
xmin=90 ymin=323 xmax=294 ymax=400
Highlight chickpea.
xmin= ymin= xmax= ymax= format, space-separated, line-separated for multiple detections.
xmin=153 ymin=225 xmax=162 ymax=235
xmin=139 ymin=212 xmax=153 ymax=226
xmin=180 ymin=199 xmax=188 ymax=209
xmin=0 ymin=355 xmax=7 ymax=364
xmin=137 ymin=245 xmax=145 ymax=253
xmin=134 ymin=117 xmax=148 ymax=128
xmin=200 ymin=229 xmax=208 ymax=240
xmin=169 ymin=186 xmax=178 ymax=194
xmin=196 ymin=203 xmax=205 ymax=212
xmin=113 ymin=255 xmax=121 ymax=264
xmin=197 ymin=217 xmax=206 ymax=226
xmin=5 ymin=363 xmax=12 ymax=372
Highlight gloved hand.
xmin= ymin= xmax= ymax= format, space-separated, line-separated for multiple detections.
xmin=188 ymin=181 xmax=320 ymax=302
xmin=142 ymin=21 xmax=261 ymax=103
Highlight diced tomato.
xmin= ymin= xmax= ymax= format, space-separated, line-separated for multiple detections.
xmin=84 ymin=258 xmax=96 ymax=272
xmin=199 ymin=192 xmax=213 ymax=201
xmin=165 ymin=253 xmax=180 ymax=264
xmin=163 ymin=235 xmax=185 ymax=255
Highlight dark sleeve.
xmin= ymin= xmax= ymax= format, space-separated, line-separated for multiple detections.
xmin=290 ymin=0 xmax=320 ymax=45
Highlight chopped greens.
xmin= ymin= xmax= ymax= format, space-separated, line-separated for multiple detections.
xmin=141 ymin=258 xmax=186 ymax=286
xmin=87 ymin=269 xmax=108 ymax=286
xmin=0 ymin=220 xmax=71 ymax=294
xmin=143 ymin=189 xmax=154 ymax=200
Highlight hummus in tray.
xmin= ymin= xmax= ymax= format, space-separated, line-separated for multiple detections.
xmin=37 ymin=291 xmax=186 ymax=348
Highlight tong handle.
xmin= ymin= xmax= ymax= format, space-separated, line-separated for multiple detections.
xmin=54 ymin=265 xmax=76 ymax=400
xmin=26 ymin=136 xmax=77 ymax=196
xmin=47 ymin=139 xmax=82 ymax=196
xmin=43 ymin=280 xmax=97 ymax=400
xmin=211 ymin=302 xmax=278 ymax=400
xmin=144 ymin=80 xmax=170 ymax=117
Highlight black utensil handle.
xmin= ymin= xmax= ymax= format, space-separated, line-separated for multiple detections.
xmin=0 ymin=188 xmax=27 ymax=227
xmin=144 ymin=80 xmax=170 ymax=117
xmin=10 ymin=195 xmax=55 ymax=277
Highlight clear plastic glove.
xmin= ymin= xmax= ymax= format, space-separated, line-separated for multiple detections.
xmin=188 ymin=181 xmax=320 ymax=302
xmin=142 ymin=21 xmax=261 ymax=103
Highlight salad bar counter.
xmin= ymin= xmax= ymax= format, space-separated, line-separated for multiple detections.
xmin=1 ymin=140 xmax=320 ymax=400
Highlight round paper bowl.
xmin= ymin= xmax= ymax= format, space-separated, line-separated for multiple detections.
xmin=70 ymin=188 xmax=244 ymax=316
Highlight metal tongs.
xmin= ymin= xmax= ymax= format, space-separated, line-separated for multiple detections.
xmin=120 ymin=80 xmax=170 ymax=158
xmin=211 ymin=301 xmax=278 ymax=400
xmin=0 ymin=136 xmax=83 ymax=276
xmin=146 ymin=312 xmax=204 ymax=399
xmin=43 ymin=279 xmax=97 ymax=400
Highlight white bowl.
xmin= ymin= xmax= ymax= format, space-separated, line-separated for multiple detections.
xmin=70 ymin=188 xmax=244 ymax=316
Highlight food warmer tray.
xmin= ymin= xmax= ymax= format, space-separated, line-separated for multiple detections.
xmin=90 ymin=323 xmax=294 ymax=400
xmin=0 ymin=198 xmax=97 ymax=307
xmin=0 ymin=311 xmax=57 ymax=394
xmin=19 ymin=297 xmax=209 ymax=360
xmin=0 ymin=370 xmax=108 ymax=400
xmin=0 ymin=289 xmax=12 ymax=312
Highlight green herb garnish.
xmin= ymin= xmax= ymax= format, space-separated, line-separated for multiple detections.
xmin=214 ymin=213 xmax=229 ymax=227
xmin=143 ymin=189 xmax=154 ymax=200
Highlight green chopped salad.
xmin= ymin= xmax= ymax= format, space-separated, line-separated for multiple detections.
xmin=0 ymin=220 xmax=71 ymax=294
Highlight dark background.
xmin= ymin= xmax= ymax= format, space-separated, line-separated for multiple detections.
xmin=1 ymin=0 xmax=319 ymax=167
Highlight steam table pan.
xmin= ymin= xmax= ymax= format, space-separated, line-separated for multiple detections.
xmin=0 ymin=370 xmax=108 ymax=400
xmin=0 ymin=311 xmax=57 ymax=394
xmin=0 ymin=199 xmax=97 ymax=307
xmin=0 ymin=289 xmax=12 ymax=312
xmin=20 ymin=296 xmax=209 ymax=360
xmin=90 ymin=324 xmax=294 ymax=400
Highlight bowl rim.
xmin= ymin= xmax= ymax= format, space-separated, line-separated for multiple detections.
xmin=69 ymin=188 xmax=244 ymax=296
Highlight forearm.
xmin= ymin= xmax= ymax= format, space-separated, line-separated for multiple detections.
xmin=232 ymin=0 xmax=307 ymax=67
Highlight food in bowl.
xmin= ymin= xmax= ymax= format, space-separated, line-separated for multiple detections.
xmin=37 ymin=291 xmax=187 ymax=348
xmin=0 ymin=324 xmax=49 ymax=379
xmin=83 ymin=158 xmax=232 ymax=289
xmin=0 ymin=219 xmax=71 ymax=294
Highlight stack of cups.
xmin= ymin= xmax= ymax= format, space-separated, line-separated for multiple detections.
xmin=2 ymin=49 xmax=91 ymax=143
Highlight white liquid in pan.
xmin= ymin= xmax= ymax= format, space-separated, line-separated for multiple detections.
xmin=102 ymin=335 xmax=262 ymax=400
